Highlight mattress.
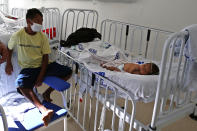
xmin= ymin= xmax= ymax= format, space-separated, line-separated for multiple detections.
xmin=61 ymin=40 xmax=176 ymax=102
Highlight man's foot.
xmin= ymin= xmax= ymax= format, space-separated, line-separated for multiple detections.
xmin=43 ymin=92 xmax=53 ymax=102
xmin=42 ymin=109 xmax=54 ymax=126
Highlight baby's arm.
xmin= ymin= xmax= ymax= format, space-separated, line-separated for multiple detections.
xmin=101 ymin=63 xmax=121 ymax=72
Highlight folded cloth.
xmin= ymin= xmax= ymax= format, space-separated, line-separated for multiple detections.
xmin=60 ymin=28 xmax=101 ymax=47
xmin=182 ymin=25 xmax=197 ymax=91
xmin=183 ymin=61 xmax=197 ymax=91
xmin=184 ymin=24 xmax=197 ymax=62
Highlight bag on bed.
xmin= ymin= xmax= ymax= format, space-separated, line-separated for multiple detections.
xmin=60 ymin=27 xmax=101 ymax=47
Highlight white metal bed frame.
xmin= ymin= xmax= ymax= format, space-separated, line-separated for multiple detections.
xmin=100 ymin=19 xmax=174 ymax=62
xmin=0 ymin=104 xmax=8 ymax=131
xmin=56 ymin=9 xmax=197 ymax=131
xmin=150 ymin=30 xmax=197 ymax=130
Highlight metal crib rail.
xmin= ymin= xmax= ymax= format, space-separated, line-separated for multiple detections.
xmin=56 ymin=49 xmax=140 ymax=131
xmin=11 ymin=8 xmax=27 ymax=18
xmin=60 ymin=8 xmax=99 ymax=42
xmin=42 ymin=7 xmax=61 ymax=42
xmin=0 ymin=0 xmax=8 ymax=13
xmin=100 ymin=19 xmax=173 ymax=61
xmin=11 ymin=8 xmax=27 ymax=26
xmin=0 ymin=104 xmax=8 ymax=131
xmin=150 ymin=30 xmax=197 ymax=130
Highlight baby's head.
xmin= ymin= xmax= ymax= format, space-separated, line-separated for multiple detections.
xmin=139 ymin=63 xmax=159 ymax=75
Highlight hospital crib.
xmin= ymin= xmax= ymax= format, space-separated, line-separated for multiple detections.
xmin=56 ymin=9 xmax=197 ymax=131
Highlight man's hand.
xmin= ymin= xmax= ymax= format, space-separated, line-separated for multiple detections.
xmin=0 ymin=43 xmax=8 ymax=64
xmin=35 ymin=54 xmax=49 ymax=88
xmin=5 ymin=63 xmax=13 ymax=75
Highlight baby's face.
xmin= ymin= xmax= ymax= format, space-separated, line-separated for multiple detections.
xmin=139 ymin=63 xmax=151 ymax=75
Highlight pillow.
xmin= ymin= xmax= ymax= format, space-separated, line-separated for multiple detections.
xmin=0 ymin=10 xmax=23 ymax=27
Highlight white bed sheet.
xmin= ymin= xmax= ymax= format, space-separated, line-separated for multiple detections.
xmin=0 ymin=25 xmax=21 ymax=97
xmin=0 ymin=54 xmax=21 ymax=97
xmin=61 ymin=40 xmax=176 ymax=102
xmin=0 ymin=91 xmax=35 ymax=122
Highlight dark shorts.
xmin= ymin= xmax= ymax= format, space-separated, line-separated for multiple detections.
xmin=16 ymin=62 xmax=72 ymax=90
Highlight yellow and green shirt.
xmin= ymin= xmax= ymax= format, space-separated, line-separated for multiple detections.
xmin=8 ymin=28 xmax=51 ymax=69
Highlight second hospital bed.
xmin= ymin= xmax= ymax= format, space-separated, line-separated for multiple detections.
xmin=0 ymin=7 xmax=70 ymax=131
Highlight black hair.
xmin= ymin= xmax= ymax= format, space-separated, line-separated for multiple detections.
xmin=26 ymin=8 xmax=43 ymax=20
xmin=147 ymin=63 xmax=160 ymax=75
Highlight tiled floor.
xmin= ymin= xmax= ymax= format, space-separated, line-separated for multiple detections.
xmin=37 ymin=85 xmax=197 ymax=131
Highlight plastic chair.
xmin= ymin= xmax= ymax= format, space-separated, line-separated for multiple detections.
xmin=0 ymin=76 xmax=70 ymax=131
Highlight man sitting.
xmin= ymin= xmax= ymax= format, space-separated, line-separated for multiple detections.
xmin=5 ymin=8 xmax=72 ymax=126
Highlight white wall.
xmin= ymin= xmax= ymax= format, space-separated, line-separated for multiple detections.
xmin=9 ymin=0 xmax=197 ymax=32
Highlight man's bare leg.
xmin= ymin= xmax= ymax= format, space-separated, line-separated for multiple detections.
xmin=18 ymin=87 xmax=54 ymax=126
xmin=43 ymin=87 xmax=54 ymax=102
xmin=43 ymin=74 xmax=72 ymax=102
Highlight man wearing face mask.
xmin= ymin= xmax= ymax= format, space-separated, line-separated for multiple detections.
xmin=5 ymin=8 xmax=72 ymax=126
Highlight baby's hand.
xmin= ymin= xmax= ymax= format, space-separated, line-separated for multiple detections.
xmin=100 ymin=63 xmax=105 ymax=67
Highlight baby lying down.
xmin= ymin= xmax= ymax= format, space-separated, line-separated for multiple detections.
xmin=101 ymin=62 xmax=159 ymax=75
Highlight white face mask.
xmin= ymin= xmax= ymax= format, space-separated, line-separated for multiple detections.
xmin=31 ymin=22 xmax=42 ymax=32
